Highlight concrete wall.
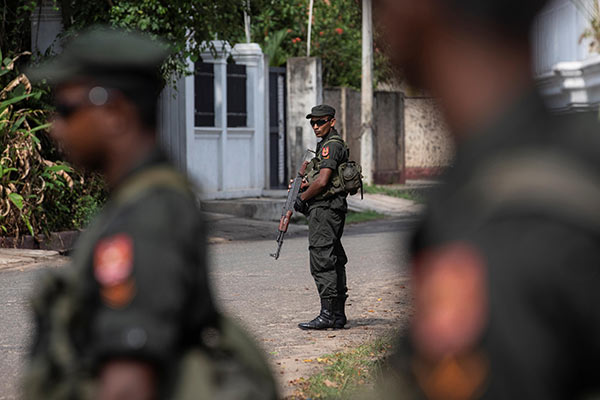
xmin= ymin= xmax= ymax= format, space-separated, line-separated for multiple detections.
xmin=324 ymin=88 xmax=405 ymax=183
xmin=323 ymin=87 xmax=361 ymax=160
xmin=286 ymin=57 xmax=323 ymax=177
xmin=374 ymin=92 xmax=404 ymax=183
xmin=404 ymin=97 xmax=453 ymax=179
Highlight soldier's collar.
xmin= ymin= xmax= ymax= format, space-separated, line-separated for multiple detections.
xmin=110 ymin=147 xmax=169 ymax=193
xmin=320 ymin=128 xmax=340 ymax=143
xmin=455 ymin=88 xmax=547 ymax=170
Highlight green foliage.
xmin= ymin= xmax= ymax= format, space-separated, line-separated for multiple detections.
xmin=0 ymin=50 xmax=106 ymax=238
xmin=18 ymin=0 xmax=392 ymax=88
xmin=262 ymin=29 xmax=289 ymax=67
xmin=0 ymin=1 xmax=37 ymax=62
xmin=50 ymin=0 xmax=268 ymax=81
xmin=251 ymin=0 xmax=393 ymax=88
xmin=345 ymin=210 xmax=386 ymax=224
xmin=363 ymin=184 xmax=426 ymax=204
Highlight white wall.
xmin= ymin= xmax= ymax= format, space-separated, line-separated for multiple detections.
xmin=533 ymin=0 xmax=592 ymax=76
xmin=533 ymin=0 xmax=600 ymax=111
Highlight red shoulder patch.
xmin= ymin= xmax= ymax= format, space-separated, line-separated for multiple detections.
xmin=412 ymin=242 xmax=488 ymax=359
xmin=94 ymin=234 xmax=136 ymax=308
xmin=94 ymin=234 xmax=134 ymax=286
xmin=322 ymin=146 xmax=330 ymax=158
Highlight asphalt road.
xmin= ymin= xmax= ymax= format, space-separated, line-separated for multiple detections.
xmin=0 ymin=215 xmax=418 ymax=399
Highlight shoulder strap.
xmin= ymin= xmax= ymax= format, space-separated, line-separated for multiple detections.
xmin=466 ymin=151 xmax=600 ymax=232
xmin=113 ymin=165 xmax=194 ymax=207
xmin=322 ymin=136 xmax=346 ymax=148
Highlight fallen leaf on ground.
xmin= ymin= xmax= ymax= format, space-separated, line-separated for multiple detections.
xmin=323 ymin=379 xmax=338 ymax=388
xmin=303 ymin=359 xmax=313 ymax=362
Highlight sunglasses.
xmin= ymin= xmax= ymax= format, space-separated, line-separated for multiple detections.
xmin=310 ymin=118 xmax=331 ymax=127
xmin=55 ymin=102 xmax=87 ymax=119
xmin=54 ymin=86 xmax=113 ymax=119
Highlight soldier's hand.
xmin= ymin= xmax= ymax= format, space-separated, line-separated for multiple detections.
xmin=98 ymin=360 xmax=156 ymax=400
xmin=288 ymin=178 xmax=294 ymax=192
xmin=294 ymin=195 xmax=308 ymax=215
xmin=300 ymin=177 xmax=309 ymax=190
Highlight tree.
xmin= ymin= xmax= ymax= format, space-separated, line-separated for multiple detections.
xmin=1 ymin=0 xmax=267 ymax=78
xmin=2 ymin=0 xmax=391 ymax=87
xmin=251 ymin=0 xmax=392 ymax=88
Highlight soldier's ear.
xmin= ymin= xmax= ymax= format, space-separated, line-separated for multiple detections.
xmin=330 ymin=118 xmax=336 ymax=127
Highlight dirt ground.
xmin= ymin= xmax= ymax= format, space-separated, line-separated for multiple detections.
xmin=207 ymin=216 xmax=417 ymax=398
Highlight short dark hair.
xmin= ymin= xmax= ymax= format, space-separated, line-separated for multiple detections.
xmin=443 ymin=0 xmax=549 ymax=38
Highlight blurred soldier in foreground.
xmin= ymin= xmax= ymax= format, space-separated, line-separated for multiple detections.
xmin=24 ymin=27 xmax=277 ymax=400
xmin=372 ymin=0 xmax=600 ymax=398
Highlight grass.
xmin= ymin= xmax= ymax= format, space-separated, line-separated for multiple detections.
xmin=291 ymin=336 xmax=395 ymax=400
xmin=345 ymin=210 xmax=386 ymax=224
xmin=363 ymin=185 xmax=426 ymax=204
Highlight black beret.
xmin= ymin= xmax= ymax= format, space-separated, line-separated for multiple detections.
xmin=306 ymin=104 xmax=336 ymax=119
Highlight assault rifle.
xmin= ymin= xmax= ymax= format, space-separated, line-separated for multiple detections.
xmin=271 ymin=150 xmax=313 ymax=260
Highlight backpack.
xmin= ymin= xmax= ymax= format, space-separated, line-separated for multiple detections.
xmin=306 ymin=137 xmax=364 ymax=200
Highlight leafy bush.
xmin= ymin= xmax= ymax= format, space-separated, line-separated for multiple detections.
xmin=20 ymin=0 xmax=393 ymax=89
xmin=0 ymin=50 xmax=106 ymax=238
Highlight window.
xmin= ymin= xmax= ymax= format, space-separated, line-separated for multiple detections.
xmin=226 ymin=63 xmax=247 ymax=127
xmin=194 ymin=62 xmax=215 ymax=127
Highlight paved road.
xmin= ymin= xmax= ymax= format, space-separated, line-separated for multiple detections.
xmin=0 ymin=216 xmax=418 ymax=399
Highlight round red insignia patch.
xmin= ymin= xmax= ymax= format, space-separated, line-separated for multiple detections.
xmin=412 ymin=242 xmax=488 ymax=359
xmin=322 ymin=146 xmax=330 ymax=158
xmin=94 ymin=234 xmax=134 ymax=287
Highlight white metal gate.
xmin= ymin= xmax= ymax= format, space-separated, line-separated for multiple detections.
xmin=185 ymin=41 xmax=268 ymax=199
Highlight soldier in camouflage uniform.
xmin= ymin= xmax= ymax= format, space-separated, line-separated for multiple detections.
xmin=294 ymin=105 xmax=350 ymax=330
xmin=24 ymin=27 xmax=277 ymax=400
xmin=371 ymin=0 xmax=600 ymax=398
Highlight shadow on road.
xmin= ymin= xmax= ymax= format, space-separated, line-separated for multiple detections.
xmin=346 ymin=317 xmax=392 ymax=329
xmin=206 ymin=212 xmax=421 ymax=244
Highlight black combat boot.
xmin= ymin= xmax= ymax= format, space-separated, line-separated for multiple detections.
xmin=298 ymin=298 xmax=335 ymax=330
xmin=333 ymin=296 xmax=347 ymax=329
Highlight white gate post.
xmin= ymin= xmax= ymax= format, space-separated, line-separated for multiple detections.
xmin=232 ymin=43 xmax=267 ymax=191
xmin=198 ymin=41 xmax=231 ymax=192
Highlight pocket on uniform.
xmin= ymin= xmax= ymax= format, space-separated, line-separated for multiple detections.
xmin=308 ymin=208 xmax=335 ymax=248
